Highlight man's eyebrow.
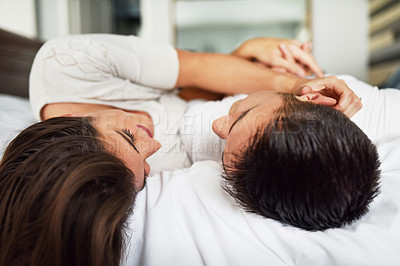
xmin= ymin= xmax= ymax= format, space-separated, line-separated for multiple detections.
xmin=115 ymin=130 xmax=139 ymax=153
xmin=228 ymin=107 xmax=256 ymax=133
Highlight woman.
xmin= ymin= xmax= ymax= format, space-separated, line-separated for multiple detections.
xmin=0 ymin=34 xmax=359 ymax=265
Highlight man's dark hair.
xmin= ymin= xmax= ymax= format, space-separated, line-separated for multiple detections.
xmin=222 ymin=93 xmax=381 ymax=231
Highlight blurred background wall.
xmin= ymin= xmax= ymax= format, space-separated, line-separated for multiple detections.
xmin=0 ymin=0 xmax=399 ymax=85
xmin=312 ymin=0 xmax=368 ymax=81
xmin=0 ymin=0 xmax=37 ymax=38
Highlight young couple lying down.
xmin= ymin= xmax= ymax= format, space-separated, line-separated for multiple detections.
xmin=1 ymin=34 xmax=399 ymax=266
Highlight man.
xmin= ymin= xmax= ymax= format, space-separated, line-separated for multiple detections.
xmin=128 ymin=75 xmax=400 ymax=265
xmin=212 ymin=90 xmax=379 ymax=231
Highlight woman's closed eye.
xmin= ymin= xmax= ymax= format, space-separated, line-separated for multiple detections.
xmin=122 ymin=128 xmax=136 ymax=144
xmin=115 ymin=128 xmax=139 ymax=153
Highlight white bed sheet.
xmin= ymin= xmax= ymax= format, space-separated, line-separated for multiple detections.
xmin=132 ymin=148 xmax=400 ymax=265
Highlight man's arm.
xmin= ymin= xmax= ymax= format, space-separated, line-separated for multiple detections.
xmin=176 ymin=49 xmax=361 ymax=117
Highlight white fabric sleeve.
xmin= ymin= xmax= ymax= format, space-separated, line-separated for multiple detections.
xmin=341 ymin=75 xmax=400 ymax=143
xmin=180 ymin=95 xmax=247 ymax=163
xmin=29 ymin=34 xmax=179 ymax=120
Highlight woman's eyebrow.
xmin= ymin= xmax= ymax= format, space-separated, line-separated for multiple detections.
xmin=115 ymin=130 xmax=139 ymax=153
xmin=229 ymin=106 xmax=256 ymax=133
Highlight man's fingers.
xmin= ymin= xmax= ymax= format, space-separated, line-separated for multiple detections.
xmin=299 ymin=76 xmax=362 ymax=117
xmin=286 ymin=44 xmax=324 ymax=77
xmin=301 ymin=41 xmax=313 ymax=53
xmin=297 ymin=92 xmax=337 ymax=106
xmin=278 ymin=44 xmax=309 ymax=76
xmin=273 ymin=57 xmax=306 ymax=77
xmin=271 ymin=66 xmax=288 ymax=73
xmin=289 ymin=39 xmax=301 ymax=46
xmin=279 ymin=44 xmax=295 ymax=63
xmin=333 ymin=93 xmax=362 ymax=117
xmin=301 ymin=84 xmax=325 ymax=94
xmin=301 ymin=86 xmax=313 ymax=94
xmin=312 ymin=77 xmax=362 ymax=117
xmin=312 ymin=94 xmax=337 ymax=106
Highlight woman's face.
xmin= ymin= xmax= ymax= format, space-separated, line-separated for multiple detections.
xmin=212 ymin=90 xmax=283 ymax=168
xmin=86 ymin=109 xmax=161 ymax=190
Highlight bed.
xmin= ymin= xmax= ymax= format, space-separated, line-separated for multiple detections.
xmin=1 ymin=29 xmax=400 ymax=266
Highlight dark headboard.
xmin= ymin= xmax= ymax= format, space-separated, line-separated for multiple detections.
xmin=0 ymin=29 xmax=43 ymax=98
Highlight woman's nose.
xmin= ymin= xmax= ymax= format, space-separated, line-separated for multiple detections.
xmin=138 ymin=138 xmax=161 ymax=159
xmin=212 ymin=115 xmax=230 ymax=139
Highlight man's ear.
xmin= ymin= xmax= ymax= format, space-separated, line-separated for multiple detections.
xmin=296 ymin=93 xmax=337 ymax=106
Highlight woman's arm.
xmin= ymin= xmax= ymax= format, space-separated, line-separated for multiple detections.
xmin=30 ymin=34 xmax=180 ymax=120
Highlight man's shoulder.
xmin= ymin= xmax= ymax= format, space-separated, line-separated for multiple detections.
xmin=162 ymin=160 xmax=224 ymax=188
xmin=146 ymin=160 xmax=223 ymax=194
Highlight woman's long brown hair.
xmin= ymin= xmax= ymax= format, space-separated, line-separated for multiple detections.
xmin=0 ymin=117 xmax=136 ymax=266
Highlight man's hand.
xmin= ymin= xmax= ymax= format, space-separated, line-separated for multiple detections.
xmin=232 ymin=37 xmax=324 ymax=78
xmin=295 ymin=76 xmax=362 ymax=117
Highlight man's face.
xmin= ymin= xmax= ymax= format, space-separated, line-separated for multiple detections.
xmin=212 ymin=90 xmax=283 ymax=168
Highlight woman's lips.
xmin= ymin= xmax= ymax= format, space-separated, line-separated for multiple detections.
xmin=137 ymin=124 xmax=153 ymax=138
